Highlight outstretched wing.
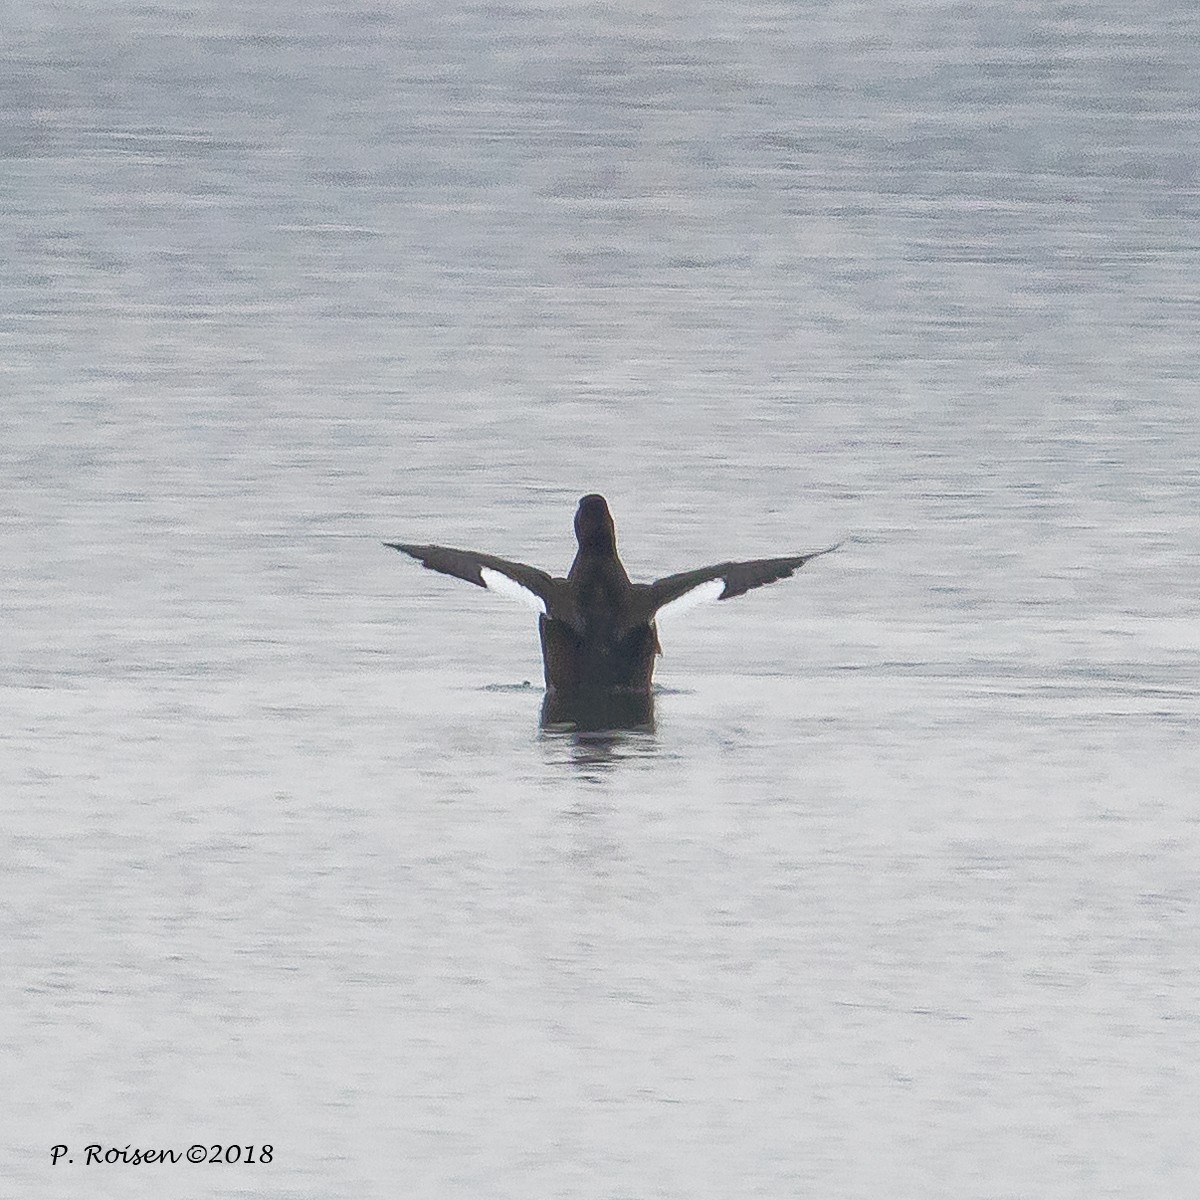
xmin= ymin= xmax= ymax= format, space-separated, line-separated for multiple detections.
xmin=642 ymin=543 xmax=841 ymax=623
xmin=385 ymin=542 xmax=568 ymax=619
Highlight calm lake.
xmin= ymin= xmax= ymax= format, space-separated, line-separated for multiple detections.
xmin=5 ymin=1 xmax=1199 ymax=1196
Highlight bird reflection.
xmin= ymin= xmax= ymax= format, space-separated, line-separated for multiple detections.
xmin=539 ymin=687 xmax=656 ymax=735
xmin=537 ymin=688 xmax=658 ymax=769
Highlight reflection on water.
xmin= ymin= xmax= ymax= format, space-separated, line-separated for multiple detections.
xmin=539 ymin=687 xmax=656 ymax=735
xmin=539 ymin=721 xmax=660 ymax=774
xmin=539 ymin=689 xmax=658 ymax=770
xmin=540 ymin=720 xmax=662 ymax=777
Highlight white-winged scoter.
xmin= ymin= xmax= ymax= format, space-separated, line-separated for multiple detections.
xmin=386 ymin=494 xmax=838 ymax=694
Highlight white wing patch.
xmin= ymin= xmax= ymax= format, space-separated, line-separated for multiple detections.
xmin=480 ymin=567 xmax=547 ymax=614
xmin=655 ymin=577 xmax=725 ymax=623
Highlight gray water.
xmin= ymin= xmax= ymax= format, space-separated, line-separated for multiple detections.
xmin=5 ymin=1 xmax=1199 ymax=1196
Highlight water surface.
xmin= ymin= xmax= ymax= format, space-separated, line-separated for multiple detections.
xmin=4 ymin=1 xmax=1199 ymax=1197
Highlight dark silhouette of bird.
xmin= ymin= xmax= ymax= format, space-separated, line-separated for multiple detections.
xmin=386 ymin=494 xmax=838 ymax=701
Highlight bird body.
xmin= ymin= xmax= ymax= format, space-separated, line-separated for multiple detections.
xmin=386 ymin=494 xmax=837 ymax=696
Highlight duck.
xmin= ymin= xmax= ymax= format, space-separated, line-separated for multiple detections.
xmin=386 ymin=494 xmax=838 ymax=695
